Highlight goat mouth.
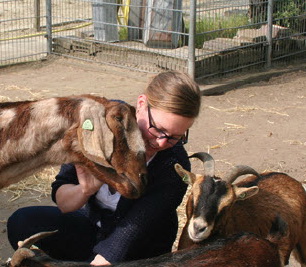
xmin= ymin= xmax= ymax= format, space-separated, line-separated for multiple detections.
xmin=189 ymin=234 xmax=205 ymax=243
xmin=92 ymin=164 xmax=143 ymax=198
xmin=119 ymin=173 xmax=143 ymax=198
xmin=188 ymin=229 xmax=208 ymax=243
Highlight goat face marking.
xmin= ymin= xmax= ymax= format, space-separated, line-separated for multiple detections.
xmin=187 ymin=176 xmax=229 ymax=242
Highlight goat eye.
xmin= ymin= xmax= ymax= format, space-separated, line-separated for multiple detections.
xmin=114 ymin=115 xmax=123 ymax=122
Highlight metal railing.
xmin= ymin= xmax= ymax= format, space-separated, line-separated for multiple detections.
xmin=1 ymin=0 xmax=305 ymax=79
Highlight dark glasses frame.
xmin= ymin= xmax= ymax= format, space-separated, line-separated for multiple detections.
xmin=147 ymin=105 xmax=189 ymax=145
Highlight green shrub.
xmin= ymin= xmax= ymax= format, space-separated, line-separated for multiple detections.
xmin=249 ymin=0 xmax=306 ymax=31
xmin=119 ymin=26 xmax=128 ymax=41
xmin=185 ymin=15 xmax=250 ymax=48
xmin=274 ymin=0 xmax=305 ymax=30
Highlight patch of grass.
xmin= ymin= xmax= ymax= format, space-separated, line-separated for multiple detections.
xmin=186 ymin=15 xmax=250 ymax=48
xmin=119 ymin=26 xmax=128 ymax=41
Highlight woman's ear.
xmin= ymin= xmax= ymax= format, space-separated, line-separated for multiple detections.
xmin=137 ymin=94 xmax=147 ymax=111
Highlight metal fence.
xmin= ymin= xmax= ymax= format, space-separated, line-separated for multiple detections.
xmin=1 ymin=0 xmax=305 ymax=79
xmin=0 ymin=0 xmax=47 ymax=65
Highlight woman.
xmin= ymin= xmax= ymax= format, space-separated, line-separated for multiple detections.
xmin=7 ymin=71 xmax=202 ymax=265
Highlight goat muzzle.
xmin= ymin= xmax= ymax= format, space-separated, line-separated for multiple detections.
xmin=117 ymin=172 xmax=147 ymax=199
xmin=188 ymin=217 xmax=212 ymax=242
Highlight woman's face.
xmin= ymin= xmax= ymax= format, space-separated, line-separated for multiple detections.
xmin=136 ymin=95 xmax=195 ymax=159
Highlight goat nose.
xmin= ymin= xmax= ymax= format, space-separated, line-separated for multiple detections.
xmin=140 ymin=173 xmax=148 ymax=187
xmin=130 ymin=186 xmax=140 ymax=198
xmin=194 ymin=224 xmax=206 ymax=234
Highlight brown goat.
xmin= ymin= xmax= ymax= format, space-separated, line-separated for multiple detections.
xmin=0 ymin=95 xmax=147 ymax=199
xmin=8 ymin=216 xmax=287 ymax=267
xmin=174 ymin=152 xmax=306 ymax=266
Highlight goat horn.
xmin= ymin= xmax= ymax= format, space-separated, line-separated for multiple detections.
xmin=18 ymin=230 xmax=58 ymax=249
xmin=189 ymin=152 xmax=215 ymax=177
xmin=10 ymin=248 xmax=36 ymax=267
xmin=224 ymin=165 xmax=261 ymax=184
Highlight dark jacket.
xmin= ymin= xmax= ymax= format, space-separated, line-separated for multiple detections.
xmin=51 ymin=144 xmax=189 ymax=263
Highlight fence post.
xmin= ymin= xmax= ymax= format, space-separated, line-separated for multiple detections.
xmin=266 ymin=0 xmax=273 ymax=68
xmin=187 ymin=0 xmax=196 ymax=79
xmin=34 ymin=0 xmax=41 ymax=32
xmin=46 ymin=0 xmax=52 ymax=54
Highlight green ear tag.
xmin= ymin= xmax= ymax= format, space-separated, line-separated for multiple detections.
xmin=182 ymin=174 xmax=189 ymax=183
xmin=239 ymin=193 xmax=246 ymax=199
xmin=82 ymin=119 xmax=94 ymax=131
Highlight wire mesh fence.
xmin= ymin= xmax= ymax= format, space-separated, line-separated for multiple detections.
xmin=0 ymin=0 xmax=46 ymax=65
xmin=1 ymin=0 xmax=305 ymax=79
xmin=194 ymin=0 xmax=306 ymax=78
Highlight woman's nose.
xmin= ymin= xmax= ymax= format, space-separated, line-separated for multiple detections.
xmin=156 ymin=138 xmax=170 ymax=147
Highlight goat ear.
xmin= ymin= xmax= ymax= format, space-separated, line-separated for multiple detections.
xmin=174 ymin=163 xmax=197 ymax=184
xmin=233 ymin=185 xmax=259 ymax=201
xmin=77 ymin=102 xmax=114 ymax=168
xmin=121 ymin=105 xmax=137 ymax=130
xmin=122 ymin=111 xmax=131 ymax=130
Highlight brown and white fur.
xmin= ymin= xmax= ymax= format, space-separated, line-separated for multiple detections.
xmin=0 ymin=94 xmax=147 ymax=199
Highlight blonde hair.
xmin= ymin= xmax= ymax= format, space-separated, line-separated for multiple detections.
xmin=144 ymin=71 xmax=201 ymax=118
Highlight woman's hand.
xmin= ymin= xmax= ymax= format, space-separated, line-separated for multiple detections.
xmin=91 ymin=254 xmax=111 ymax=266
xmin=55 ymin=165 xmax=103 ymax=213
xmin=75 ymin=165 xmax=104 ymax=197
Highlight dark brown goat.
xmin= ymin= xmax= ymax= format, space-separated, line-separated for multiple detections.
xmin=0 ymin=95 xmax=147 ymax=199
xmin=174 ymin=152 xmax=306 ymax=266
xmin=8 ymin=216 xmax=287 ymax=267
xmin=8 ymin=231 xmax=90 ymax=267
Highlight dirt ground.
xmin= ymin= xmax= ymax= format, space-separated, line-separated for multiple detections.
xmin=0 ymin=56 xmax=306 ymax=266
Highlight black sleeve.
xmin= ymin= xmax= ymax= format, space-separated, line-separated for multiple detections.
xmin=92 ymin=145 xmax=189 ymax=262
xmin=51 ymin=163 xmax=79 ymax=203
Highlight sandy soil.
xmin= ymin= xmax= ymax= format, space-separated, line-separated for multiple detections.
xmin=0 ymin=56 xmax=305 ymax=266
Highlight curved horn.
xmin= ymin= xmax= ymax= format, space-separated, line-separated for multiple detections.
xmin=189 ymin=152 xmax=215 ymax=177
xmin=18 ymin=230 xmax=58 ymax=249
xmin=224 ymin=165 xmax=261 ymax=184
xmin=11 ymin=230 xmax=59 ymax=267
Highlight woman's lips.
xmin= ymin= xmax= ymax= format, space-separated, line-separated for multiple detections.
xmin=146 ymin=141 xmax=158 ymax=151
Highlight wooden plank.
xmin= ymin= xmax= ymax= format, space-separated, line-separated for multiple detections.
xmin=202 ymin=38 xmax=242 ymax=51
xmin=34 ymin=0 xmax=40 ymax=32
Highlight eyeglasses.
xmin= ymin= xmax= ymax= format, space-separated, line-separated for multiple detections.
xmin=147 ymin=105 xmax=189 ymax=145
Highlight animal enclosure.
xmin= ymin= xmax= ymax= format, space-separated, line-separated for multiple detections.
xmin=0 ymin=56 xmax=305 ymax=266
xmin=0 ymin=0 xmax=305 ymax=79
